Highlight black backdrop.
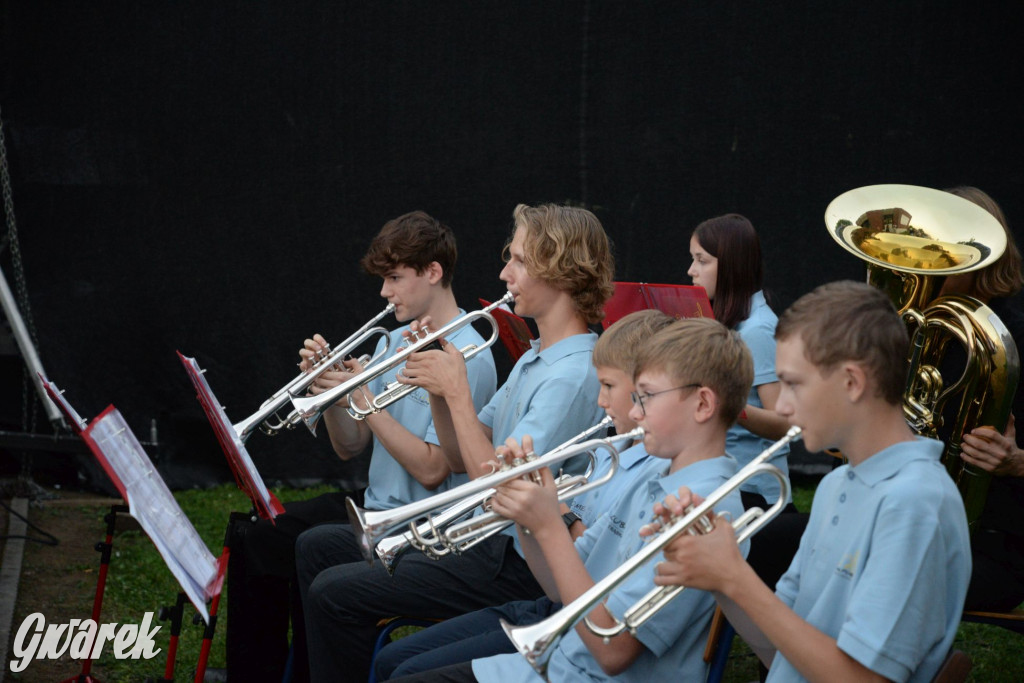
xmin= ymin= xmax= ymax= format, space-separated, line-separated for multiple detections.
xmin=2 ymin=2 xmax=1022 ymax=492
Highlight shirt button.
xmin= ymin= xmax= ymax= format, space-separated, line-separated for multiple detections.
xmin=847 ymin=471 xmax=855 ymax=480
xmin=831 ymin=516 xmax=839 ymax=526
xmin=839 ymin=493 xmax=846 ymax=503
xmin=639 ymin=511 xmax=646 ymax=519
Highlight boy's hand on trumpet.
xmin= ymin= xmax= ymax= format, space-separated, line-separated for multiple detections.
xmin=488 ymin=435 xmax=562 ymax=540
xmin=397 ymin=317 xmax=469 ymax=399
xmin=642 ymin=486 xmax=747 ymax=594
xmin=298 ymin=334 xmax=367 ymax=405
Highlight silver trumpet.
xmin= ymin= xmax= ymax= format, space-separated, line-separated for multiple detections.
xmin=347 ymin=420 xmax=642 ymax=565
xmin=501 ymin=426 xmax=801 ymax=680
xmin=289 ymin=293 xmax=514 ymax=435
xmin=372 ymin=417 xmax=618 ymax=575
xmin=231 ymin=304 xmax=395 ymax=442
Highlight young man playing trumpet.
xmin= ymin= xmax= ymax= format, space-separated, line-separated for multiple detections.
xmin=650 ymin=281 xmax=972 ymax=682
xmin=398 ymin=317 xmax=752 ymax=682
xmin=373 ymin=309 xmax=675 ymax=680
xmin=226 ymin=210 xmax=496 ymax=683
xmin=298 ymin=203 xmax=615 ymax=682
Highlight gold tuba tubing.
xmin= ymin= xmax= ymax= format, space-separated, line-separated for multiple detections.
xmin=825 ymin=184 xmax=1019 ymax=532
xmin=501 ymin=427 xmax=800 ymax=680
xmin=289 ymin=293 xmax=514 ymax=435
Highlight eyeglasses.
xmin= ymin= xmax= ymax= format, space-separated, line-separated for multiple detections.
xmin=630 ymin=384 xmax=701 ymax=415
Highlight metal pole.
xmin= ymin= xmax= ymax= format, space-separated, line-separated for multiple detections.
xmin=0 ymin=264 xmax=62 ymax=424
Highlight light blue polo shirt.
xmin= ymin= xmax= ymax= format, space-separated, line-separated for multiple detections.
xmin=479 ymin=332 xmax=605 ymax=470
xmin=769 ymin=437 xmax=970 ymax=683
xmin=569 ymin=440 xmax=652 ymax=527
xmin=362 ymin=315 xmax=497 ymax=511
xmin=473 ymin=454 xmax=746 ymax=683
xmin=729 ymin=290 xmax=791 ymax=503
xmin=477 ymin=332 xmax=605 ymax=557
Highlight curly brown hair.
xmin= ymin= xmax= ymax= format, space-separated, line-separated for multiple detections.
xmin=360 ymin=211 xmax=457 ymax=287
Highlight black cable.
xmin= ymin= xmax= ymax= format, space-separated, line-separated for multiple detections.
xmin=0 ymin=498 xmax=59 ymax=546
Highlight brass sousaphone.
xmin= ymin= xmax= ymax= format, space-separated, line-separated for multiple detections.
xmin=825 ymin=184 xmax=1019 ymax=531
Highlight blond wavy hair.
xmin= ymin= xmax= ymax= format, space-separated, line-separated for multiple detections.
xmin=506 ymin=203 xmax=615 ymax=324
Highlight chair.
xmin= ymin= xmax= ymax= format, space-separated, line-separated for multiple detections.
xmin=367 ymin=616 xmax=442 ymax=683
xmin=704 ymin=606 xmax=736 ymax=683
xmin=961 ymin=607 xmax=1024 ymax=635
xmin=931 ymin=649 xmax=972 ymax=683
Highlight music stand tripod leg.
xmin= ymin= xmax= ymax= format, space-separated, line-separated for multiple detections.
xmin=59 ymin=503 xmax=128 ymax=683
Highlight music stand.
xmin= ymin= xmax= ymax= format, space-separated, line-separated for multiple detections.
xmin=602 ymin=282 xmax=714 ymax=328
xmin=177 ymin=352 xmax=284 ymax=521
xmin=41 ymin=377 xmax=123 ymax=683
xmin=80 ymin=406 xmax=227 ymax=683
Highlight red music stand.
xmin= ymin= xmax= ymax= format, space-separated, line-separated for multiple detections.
xmin=603 ymin=282 xmax=714 ymax=328
xmin=41 ymin=377 xmax=115 ymax=683
xmin=177 ymin=352 xmax=285 ymax=521
xmin=79 ymin=406 xmax=228 ymax=683
xmin=478 ymin=298 xmax=534 ymax=362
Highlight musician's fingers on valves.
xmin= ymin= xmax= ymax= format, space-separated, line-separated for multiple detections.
xmin=396 ymin=334 xmax=464 ymax=395
xmin=646 ymin=488 xmax=744 ymax=591
xmin=297 ymin=333 xmax=331 ymax=372
xmin=488 ymin=435 xmax=560 ymax=535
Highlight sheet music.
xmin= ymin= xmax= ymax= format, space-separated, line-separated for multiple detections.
xmin=177 ymin=352 xmax=283 ymax=519
xmin=82 ymin=407 xmax=219 ymax=623
xmin=38 ymin=374 xmax=88 ymax=433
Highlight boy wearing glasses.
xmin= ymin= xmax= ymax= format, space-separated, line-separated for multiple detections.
xmin=391 ymin=317 xmax=754 ymax=682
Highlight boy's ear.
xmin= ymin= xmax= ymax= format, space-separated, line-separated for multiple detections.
xmin=424 ymin=261 xmax=444 ymax=285
xmin=693 ymin=386 xmax=719 ymax=424
xmin=840 ymin=361 xmax=868 ymax=403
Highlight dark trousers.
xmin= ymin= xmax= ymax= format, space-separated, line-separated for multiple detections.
xmin=375 ymin=596 xmax=558 ymax=680
xmin=966 ymin=529 xmax=1024 ymax=611
xmin=387 ymin=662 xmax=476 ymax=683
xmin=297 ymin=529 xmax=544 ymax=683
xmin=225 ymin=492 xmax=353 ymax=683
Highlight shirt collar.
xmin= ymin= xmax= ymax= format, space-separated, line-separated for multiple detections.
xmin=848 ymin=436 xmax=943 ymax=487
xmin=648 ymin=454 xmax=739 ymax=496
xmin=526 ymin=331 xmax=598 ymax=365
xmin=618 ymin=442 xmax=652 ymax=470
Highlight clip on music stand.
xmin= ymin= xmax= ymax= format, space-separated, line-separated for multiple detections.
xmin=177 ymin=352 xmax=284 ymax=521
xmin=79 ymin=405 xmax=228 ymax=683
xmin=602 ymin=282 xmax=714 ymax=329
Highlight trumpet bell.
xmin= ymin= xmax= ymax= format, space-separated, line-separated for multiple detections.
xmin=825 ymin=184 xmax=1006 ymax=276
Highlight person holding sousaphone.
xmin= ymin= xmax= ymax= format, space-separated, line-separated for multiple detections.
xmin=649 ymin=282 xmax=971 ymax=682
xmin=226 ymin=211 xmax=497 ymax=683
xmin=937 ymin=186 xmax=1024 ymax=613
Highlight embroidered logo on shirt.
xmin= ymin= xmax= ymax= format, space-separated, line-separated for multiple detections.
xmin=836 ymin=550 xmax=859 ymax=579
xmin=606 ymin=514 xmax=627 ymax=538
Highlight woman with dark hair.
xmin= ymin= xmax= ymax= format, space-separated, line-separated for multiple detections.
xmin=939 ymin=186 xmax=1024 ymax=612
xmin=688 ymin=214 xmax=794 ymax=511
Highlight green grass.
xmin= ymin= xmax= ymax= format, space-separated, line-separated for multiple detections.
xmin=87 ymin=482 xmax=1023 ymax=682
xmin=91 ymin=483 xmax=338 ymax=682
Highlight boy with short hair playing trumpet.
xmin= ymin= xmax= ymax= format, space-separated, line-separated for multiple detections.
xmin=374 ymin=308 xmax=676 ymax=680
xmin=650 ymin=281 xmax=972 ymax=683
xmin=411 ymin=317 xmax=755 ymax=682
